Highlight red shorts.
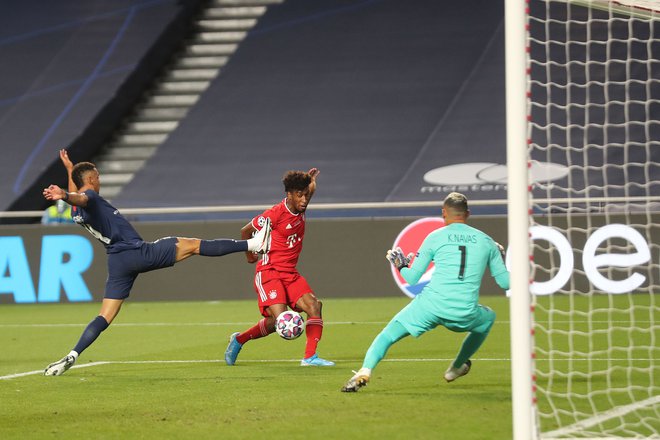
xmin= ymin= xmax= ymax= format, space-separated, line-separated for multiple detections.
xmin=253 ymin=269 xmax=314 ymax=317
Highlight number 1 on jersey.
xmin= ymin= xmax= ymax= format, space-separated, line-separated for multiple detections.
xmin=458 ymin=245 xmax=466 ymax=281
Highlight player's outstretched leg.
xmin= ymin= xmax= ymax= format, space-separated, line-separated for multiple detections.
xmin=341 ymin=367 xmax=371 ymax=392
xmin=44 ymin=313 xmax=111 ymax=377
xmin=224 ymin=318 xmax=272 ymax=365
xmin=44 ymin=354 xmax=76 ymax=376
xmin=224 ymin=332 xmax=243 ymax=366
xmin=444 ymin=359 xmax=472 ymax=382
xmin=340 ymin=320 xmax=409 ymax=392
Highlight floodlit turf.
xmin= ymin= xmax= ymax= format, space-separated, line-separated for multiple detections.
xmin=0 ymin=296 xmax=514 ymax=440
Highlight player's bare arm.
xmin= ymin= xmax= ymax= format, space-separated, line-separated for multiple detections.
xmin=241 ymin=221 xmax=259 ymax=264
xmin=307 ymin=167 xmax=319 ymax=199
xmin=43 ymin=184 xmax=88 ymax=207
xmin=59 ymin=149 xmax=77 ymax=192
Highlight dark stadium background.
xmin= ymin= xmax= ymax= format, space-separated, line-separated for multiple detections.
xmin=0 ymin=0 xmax=509 ymax=213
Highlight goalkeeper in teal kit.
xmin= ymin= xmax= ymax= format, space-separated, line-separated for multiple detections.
xmin=342 ymin=192 xmax=510 ymax=392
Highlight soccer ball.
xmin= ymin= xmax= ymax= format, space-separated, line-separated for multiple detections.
xmin=275 ymin=310 xmax=305 ymax=340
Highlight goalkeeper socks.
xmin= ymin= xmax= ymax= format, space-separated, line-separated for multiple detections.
xmin=72 ymin=315 xmax=109 ymax=355
xmin=363 ymin=332 xmax=394 ymax=370
xmin=453 ymin=332 xmax=489 ymax=368
xmin=363 ymin=320 xmax=409 ymax=370
xmin=199 ymin=239 xmax=247 ymax=256
xmin=236 ymin=318 xmax=270 ymax=345
xmin=453 ymin=307 xmax=496 ymax=367
xmin=303 ymin=317 xmax=323 ymax=359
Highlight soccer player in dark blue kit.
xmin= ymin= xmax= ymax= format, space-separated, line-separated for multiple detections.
xmin=42 ymin=149 xmax=271 ymax=376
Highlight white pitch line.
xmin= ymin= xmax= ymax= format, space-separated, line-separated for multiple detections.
xmin=542 ymin=395 xmax=660 ymax=439
xmin=0 ymin=358 xmax=494 ymax=381
xmin=0 ymin=362 xmax=109 ymax=380
xmin=3 ymin=356 xmax=654 ymax=381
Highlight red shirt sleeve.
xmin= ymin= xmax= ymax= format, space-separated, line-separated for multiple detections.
xmin=252 ymin=204 xmax=279 ymax=230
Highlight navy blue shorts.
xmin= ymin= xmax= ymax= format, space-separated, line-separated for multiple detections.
xmin=105 ymin=237 xmax=178 ymax=300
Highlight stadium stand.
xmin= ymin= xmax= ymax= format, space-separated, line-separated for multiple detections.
xmin=0 ymin=0 xmax=204 ymax=217
xmin=112 ymin=0 xmax=509 ymax=207
xmin=3 ymin=0 xmax=509 ymax=217
xmin=4 ymin=0 xmax=656 ymax=221
xmin=115 ymin=0 xmax=655 ymax=210
xmin=89 ymin=1 xmax=282 ymax=202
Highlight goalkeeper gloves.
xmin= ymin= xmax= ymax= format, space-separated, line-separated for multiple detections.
xmin=386 ymin=247 xmax=413 ymax=271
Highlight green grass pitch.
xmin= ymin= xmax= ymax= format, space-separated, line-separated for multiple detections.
xmin=1 ymin=296 xmax=515 ymax=439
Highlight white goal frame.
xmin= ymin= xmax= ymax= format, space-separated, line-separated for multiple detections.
xmin=505 ymin=0 xmax=535 ymax=438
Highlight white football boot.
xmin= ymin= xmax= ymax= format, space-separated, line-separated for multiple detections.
xmin=341 ymin=368 xmax=371 ymax=392
xmin=250 ymin=218 xmax=271 ymax=254
xmin=44 ymin=355 xmax=76 ymax=376
xmin=444 ymin=359 xmax=472 ymax=382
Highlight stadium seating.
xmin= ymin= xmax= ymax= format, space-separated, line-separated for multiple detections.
xmin=0 ymin=0 xmax=192 ymax=213
xmin=113 ymin=0 xmax=508 ymax=207
xmin=4 ymin=0 xmax=654 ymax=217
xmin=3 ymin=0 xmax=510 ymax=213
xmin=116 ymin=0 xmax=656 ymax=211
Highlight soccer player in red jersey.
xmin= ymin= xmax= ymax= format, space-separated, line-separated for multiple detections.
xmin=224 ymin=168 xmax=335 ymax=366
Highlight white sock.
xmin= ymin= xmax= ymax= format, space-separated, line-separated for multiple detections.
xmin=68 ymin=350 xmax=79 ymax=360
xmin=357 ymin=367 xmax=372 ymax=377
xmin=246 ymin=237 xmax=258 ymax=252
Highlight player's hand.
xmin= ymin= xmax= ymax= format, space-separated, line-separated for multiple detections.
xmin=308 ymin=168 xmax=320 ymax=180
xmin=495 ymin=242 xmax=506 ymax=261
xmin=43 ymin=184 xmax=64 ymax=201
xmin=245 ymin=252 xmax=258 ymax=264
xmin=59 ymin=149 xmax=74 ymax=171
xmin=386 ymin=247 xmax=412 ymax=271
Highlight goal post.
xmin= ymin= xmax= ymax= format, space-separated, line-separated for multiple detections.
xmin=505 ymin=0 xmax=535 ymax=438
xmin=506 ymin=0 xmax=660 ymax=439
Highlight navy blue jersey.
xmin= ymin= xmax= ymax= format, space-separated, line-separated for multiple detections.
xmin=71 ymin=190 xmax=143 ymax=254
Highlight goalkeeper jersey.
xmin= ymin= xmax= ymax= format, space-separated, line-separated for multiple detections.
xmin=400 ymin=222 xmax=510 ymax=322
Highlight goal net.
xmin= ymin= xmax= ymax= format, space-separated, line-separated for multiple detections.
xmin=508 ymin=0 xmax=660 ymax=438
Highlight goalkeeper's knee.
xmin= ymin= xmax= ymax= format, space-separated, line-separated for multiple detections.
xmin=381 ymin=320 xmax=410 ymax=344
xmin=473 ymin=306 xmax=496 ymax=335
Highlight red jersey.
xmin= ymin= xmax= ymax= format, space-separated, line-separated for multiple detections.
xmin=251 ymin=199 xmax=305 ymax=272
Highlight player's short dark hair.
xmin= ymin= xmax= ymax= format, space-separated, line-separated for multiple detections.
xmin=282 ymin=170 xmax=311 ymax=193
xmin=443 ymin=192 xmax=469 ymax=212
xmin=72 ymin=162 xmax=96 ymax=189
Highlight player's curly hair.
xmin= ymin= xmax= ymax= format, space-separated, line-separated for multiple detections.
xmin=72 ymin=162 xmax=96 ymax=189
xmin=282 ymin=170 xmax=311 ymax=193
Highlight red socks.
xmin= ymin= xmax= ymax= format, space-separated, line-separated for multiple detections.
xmin=236 ymin=318 xmax=270 ymax=345
xmin=236 ymin=316 xmax=325 ymax=360
xmin=304 ymin=317 xmax=324 ymax=359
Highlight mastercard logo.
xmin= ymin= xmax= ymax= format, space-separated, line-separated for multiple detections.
xmin=390 ymin=217 xmax=446 ymax=298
